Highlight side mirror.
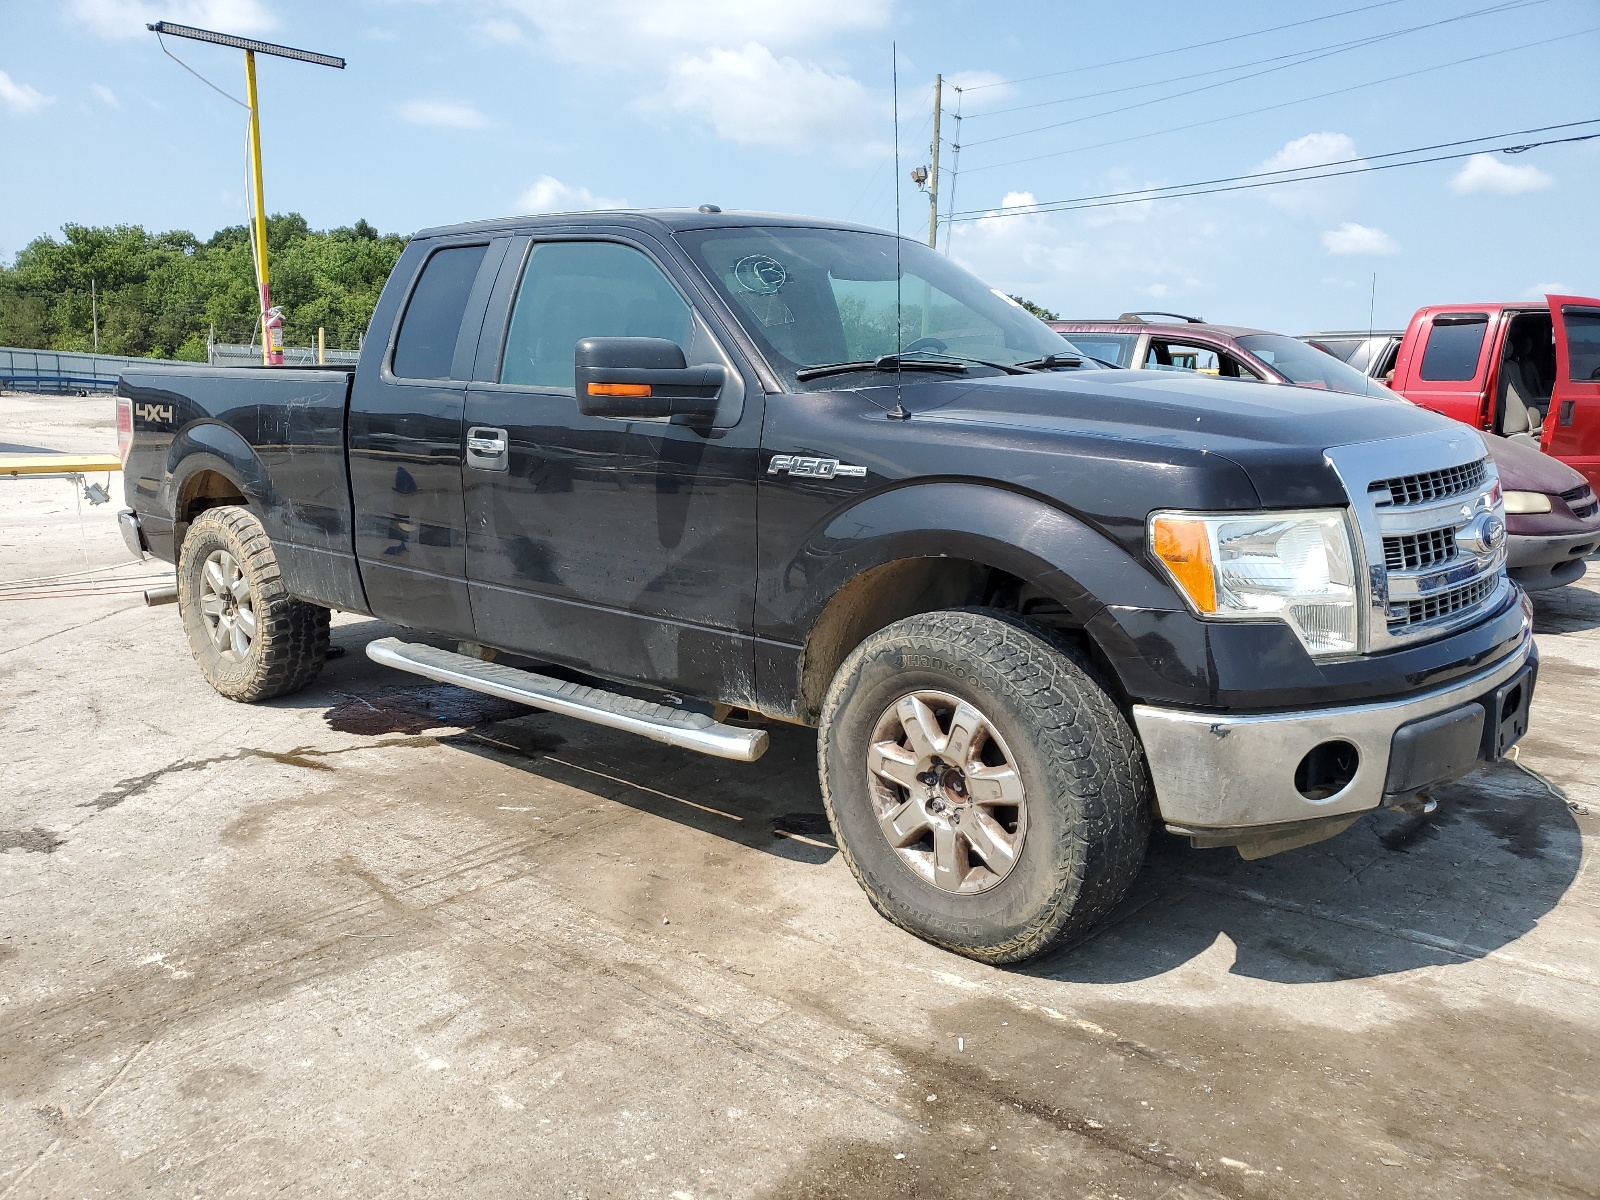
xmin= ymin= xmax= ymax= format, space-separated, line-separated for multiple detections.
xmin=574 ymin=337 xmax=724 ymax=424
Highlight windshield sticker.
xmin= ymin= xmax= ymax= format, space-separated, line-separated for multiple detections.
xmin=734 ymin=254 xmax=788 ymax=295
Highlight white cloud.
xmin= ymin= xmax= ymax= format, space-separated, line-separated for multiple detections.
xmin=1450 ymin=152 xmax=1552 ymax=196
xmin=483 ymin=0 xmax=891 ymax=61
xmin=515 ymin=175 xmax=626 ymax=213
xmin=942 ymin=71 xmax=1016 ymax=109
xmin=69 ymin=0 xmax=275 ymax=39
xmin=1322 ymin=222 xmax=1398 ymax=256
xmin=1524 ymin=281 xmax=1568 ymax=300
xmin=1254 ymin=132 xmax=1365 ymax=213
xmin=397 ymin=99 xmax=490 ymax=129
xmin=0 ymin=70 xmax=51 ymax=115
xmin=658 ymin=42 xmax=878 ymax=151
xmin=91 ymin=83 xmax=119 ymax=107
xmin=947 ymin=183 xmax=1212 ymax=317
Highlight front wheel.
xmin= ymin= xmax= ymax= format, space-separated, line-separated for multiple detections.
xmin=177 ymin=506 xmax=329 ymax=702
xmin=817 ymin=609 xmax=1151 ymax=964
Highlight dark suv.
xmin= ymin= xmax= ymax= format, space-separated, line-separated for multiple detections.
xmin=1053 ymin=314 xmax=1600 ymax=590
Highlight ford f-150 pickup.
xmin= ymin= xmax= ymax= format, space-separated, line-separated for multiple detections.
xmin=116 ymin=209 xmax=1537 ymax=963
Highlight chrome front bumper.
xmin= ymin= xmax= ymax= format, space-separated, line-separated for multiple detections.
xmin=1132 ymin=622 xmax=1535 ymax=834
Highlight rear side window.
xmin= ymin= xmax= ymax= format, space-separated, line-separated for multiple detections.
xmin=1419 ymin=315 xmax=1488 ymax=382
xmin=1061 ymin=333 xmax=1137 ymax=367
xmin=1562 ymin=308 xmax=1600 ymax=381
xmin=392 ymin=244 xmax=489 ymax=380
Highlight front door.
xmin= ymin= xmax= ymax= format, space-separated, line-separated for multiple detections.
xmin=462 ymin=235 xmax=763 ymax=705
xmin=1544 ymin=294 xmax=1600 ymax=491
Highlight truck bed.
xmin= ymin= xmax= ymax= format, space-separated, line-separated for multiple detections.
xmin=119 ymin=364 xmax=365 ymax=612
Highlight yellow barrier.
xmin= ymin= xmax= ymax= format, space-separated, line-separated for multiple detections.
xmin=0 ymin=454 xmax=122 ymax=477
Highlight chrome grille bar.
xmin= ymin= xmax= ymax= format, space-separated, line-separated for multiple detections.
xmin=1325 ymin=429 xmax=1508 ymax=653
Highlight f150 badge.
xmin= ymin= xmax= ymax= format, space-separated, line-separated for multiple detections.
xmin=767 ymin=455 xmax=867 ymax=479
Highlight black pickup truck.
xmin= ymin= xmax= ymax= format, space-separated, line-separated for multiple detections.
xmin=116 ymin=209 xmax=1536 ymax=963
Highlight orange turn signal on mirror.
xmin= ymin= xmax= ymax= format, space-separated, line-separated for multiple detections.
xmin=1150 ymin=516 xmax=1217 ymax=614
xmin=587 ymin=382 xmax=651 ymax=397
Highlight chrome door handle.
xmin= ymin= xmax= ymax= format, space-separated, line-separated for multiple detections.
xmin=466 ymin=426 xmax=509 ymax=472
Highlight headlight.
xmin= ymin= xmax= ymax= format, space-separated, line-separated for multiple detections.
xmin=1150 ymin=509 xmax=1360 ymax=657
xmin=1502 ymin=490 xmax=1552 ymax=514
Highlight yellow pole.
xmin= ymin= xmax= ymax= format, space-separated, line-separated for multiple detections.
xmin=318 ymin=326 xmax=325 ymax=364
xmin=244 ymin=50 xmax=272 ymax=365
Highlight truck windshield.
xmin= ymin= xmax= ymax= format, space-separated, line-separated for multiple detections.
xmin=1237 ymin=333 xmax=1391 ymax=397
xmin=676 ymin=226 xmax=1073 ymax=384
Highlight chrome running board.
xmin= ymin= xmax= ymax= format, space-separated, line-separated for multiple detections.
xmin=365 ymin=637 xmax=769 ymax=762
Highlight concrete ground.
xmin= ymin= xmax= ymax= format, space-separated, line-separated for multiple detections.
xmin=1 ymin=390 xmax=1596 ymax=1200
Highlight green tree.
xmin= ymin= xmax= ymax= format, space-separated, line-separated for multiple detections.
xmin=1007 ymin=294 xmax=1059 ymax=321
xmin=0 ymin=215 xmax=408 ymax=358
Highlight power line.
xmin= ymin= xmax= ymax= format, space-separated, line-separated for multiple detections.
xmin=962 ymin=0 xmax=1544 ymax=129
xmin=959 ymin=23 xmax=1598 ymax=174
xmin=959 ymin=0 xmax=1417 ymax=92
xmin=948 ymin=127 xmax=1599 ymax=221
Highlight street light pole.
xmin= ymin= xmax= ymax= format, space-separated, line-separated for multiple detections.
xmin=242 ymin=50 xmax=273 ymax=363
xmin=147 ymin=22 xmax=344 ymax=367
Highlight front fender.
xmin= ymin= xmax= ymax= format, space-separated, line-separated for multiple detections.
xmin=771 ymin=480 xmax=1184 ymax=635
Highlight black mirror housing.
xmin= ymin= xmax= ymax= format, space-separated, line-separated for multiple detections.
xmin=574 ymin=337 xmax=724 ymax=423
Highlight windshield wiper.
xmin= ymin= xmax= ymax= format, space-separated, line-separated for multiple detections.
xmin=1015 ymin=353 xmax=1085 ymax=370
xmin=795 ymin=354 xmax=969 ymax=382
xmin=897 ymin=350 xmax=1037 ymax=375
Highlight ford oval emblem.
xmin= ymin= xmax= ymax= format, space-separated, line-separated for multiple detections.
xmin=1458 ymin=512 xmax=1506 ymax=555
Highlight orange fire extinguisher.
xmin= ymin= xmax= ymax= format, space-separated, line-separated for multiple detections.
xmin=264 ymin=306 xmax=285 ymax=365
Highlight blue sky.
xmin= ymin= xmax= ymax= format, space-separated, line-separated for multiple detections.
xmin=2 ymin=0 xmax=1596 ymax=331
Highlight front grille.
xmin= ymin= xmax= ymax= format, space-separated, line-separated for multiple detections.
xmin=1383 ymin=527 xmax=1456 ymax=571
xmin=1562 ymin=483 xmax=1598 ymax=519
xmin=1368 ymin=458 xmax=1488 ymax=507
xmin=1390 ymin=575 xmax=1499 ymax=630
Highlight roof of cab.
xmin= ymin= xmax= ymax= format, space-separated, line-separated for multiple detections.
xmin=412 ymin=208 xmax=893 ymax=241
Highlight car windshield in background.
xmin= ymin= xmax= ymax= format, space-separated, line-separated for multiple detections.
xmin=675 ymin=226 xmax=1074 ymax=383
xmin=1237 ymin=333 xmax=1385 ymax=396
xmin=1057 ymin=332 xmax=1138 ymax=367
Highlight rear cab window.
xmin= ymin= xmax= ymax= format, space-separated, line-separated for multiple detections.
xmin=1419 ymin=314 xmax=1489 ymax=382
xmin=391 ymin=244 xmax=491 ymax=380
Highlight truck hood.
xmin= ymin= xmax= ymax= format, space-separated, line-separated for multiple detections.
xmin=872 ymin=368 xmax=1475 ymax=508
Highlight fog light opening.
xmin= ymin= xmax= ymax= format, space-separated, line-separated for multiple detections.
xmin=1295 ymin=740 xmax=1360 ymax=801
xmin=1500 ymin=685 xmax=1524 ymax=723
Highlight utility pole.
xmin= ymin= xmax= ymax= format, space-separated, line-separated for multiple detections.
xmin=927 ymin=74 xmax=942 ymax=249
xmin=90 ymin=278 xmax=99 ymax=353
xmin=147 ymin=22 xmax=344 ymax=366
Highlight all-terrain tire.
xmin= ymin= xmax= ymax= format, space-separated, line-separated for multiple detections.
xmin=177 ymin=505 xmax=329 ymax=702
xmin=817 ymin=608 xmax=1152 ymax=964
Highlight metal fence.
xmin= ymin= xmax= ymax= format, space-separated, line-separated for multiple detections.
xmin=0 ymin=343 xmax=361 ymax=393
xmin=0 ymin=346 xmax=189 ymax=394
xmin=207 ymin=343 xmax=360 ymax=367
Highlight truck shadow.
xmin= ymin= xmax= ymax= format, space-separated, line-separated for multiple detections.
xmin=1027 ymin=760 xmax=1584 ymax=986
xmin=289 ymin=616 xmax=840 ymax=866
xmin=296 ymin=617 xmax=1580 ymax=981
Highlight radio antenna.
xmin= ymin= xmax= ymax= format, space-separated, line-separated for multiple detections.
xmin=888 ymin=42 xmax=910 ymax=420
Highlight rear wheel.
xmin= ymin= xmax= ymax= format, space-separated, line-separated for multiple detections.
xmin=177 ymin=506 xmax=329 ymax=702
xmin=817 ymin=609 xmax=1151 ymax=964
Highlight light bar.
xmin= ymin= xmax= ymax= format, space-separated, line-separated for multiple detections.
xmin=146 ymin=22 xmax=345 ymax=69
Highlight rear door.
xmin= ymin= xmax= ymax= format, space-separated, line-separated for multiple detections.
xmin=1545 ymin=294 xmax=1600 ymax=490
xmin=347 ymin=237 xmax=509 ymax=637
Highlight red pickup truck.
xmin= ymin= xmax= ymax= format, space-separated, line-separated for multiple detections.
xmin=1384 ymin=295 xmax=1600 ymax=491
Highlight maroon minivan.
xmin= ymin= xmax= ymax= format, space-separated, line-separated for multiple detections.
xmin=1052 ymin=313 xmax=1600 ymax=590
